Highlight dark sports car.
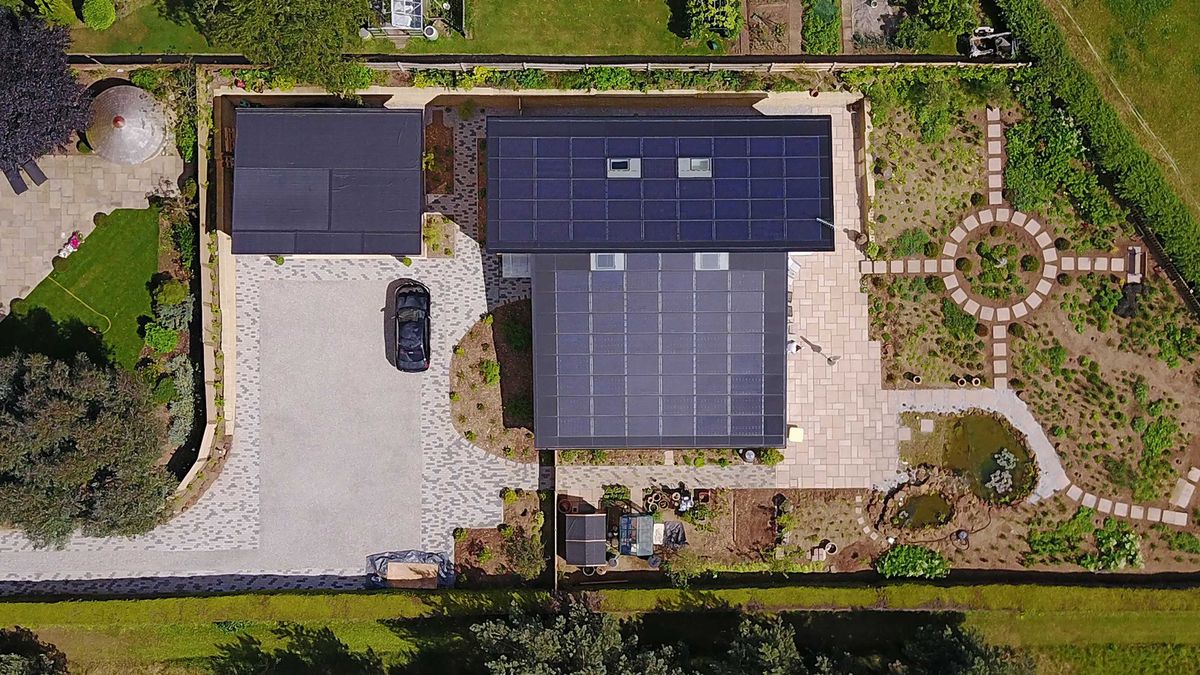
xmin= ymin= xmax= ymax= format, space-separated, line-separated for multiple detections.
xmin=393 ymin=279 xmax=430 ymax=372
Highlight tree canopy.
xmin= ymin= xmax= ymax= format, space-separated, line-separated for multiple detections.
xmin=0 ymin=13 xmax=91 ymax=173
xmin=0 ymin=352 xmax=172 ymax=546
xmin=205 ymin=0 xmax=373 ymax=95
xmin=0 ymin=627 xmax=68 ymax=675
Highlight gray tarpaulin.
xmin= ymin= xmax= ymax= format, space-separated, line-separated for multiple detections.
xmin=366 ymin=550 xmax=455 ymax=588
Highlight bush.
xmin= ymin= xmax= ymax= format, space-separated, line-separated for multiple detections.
xmin=891 ymin=228 xmax=931 ymax=257
xmin=154 ymin=279 xmax=190 ymax=307
xmin=600 ymin=484 xmax=631 ymax=507
xmin=1020 ymin=254 xmax=1039 ymax=272
xmin=909 ymin=0 xmax=976 ymax=34
xmin=941 ymin=298 xmax=978 ymax=340
xmin=759 ymin=448 xmax=785 ymax=466
xmin=893 ymin=15 xmax=932 ymax=51
xmin=82 ymin=0 xmax=116 ymax=30
xmin=504 ymin=533 xmax=546 ymax=581
xmin=801 ymin=0 xmax=841 ymax=54
xmin=143 ymin=323 xmax=180 ymax=354
xmin=500 ymin=487 xmax=519 ymax=504
xmin=165 ymin=355 xmax=197 ymax=446
xmin=685 ymin=0 xmax=743 ymax=38
xmin=479 ymin=359 xmax=500 ymax=386
xmin=452 ymin=527 xmax=467 ymax=541
xmin=501 ymin=317 xmax=532 ymax=351
xmin=875 ymin=544 xmax=951 ymax=578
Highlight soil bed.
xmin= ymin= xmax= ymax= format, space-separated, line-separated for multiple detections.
xmin=424 ymin=110 xmax=454 ymax=195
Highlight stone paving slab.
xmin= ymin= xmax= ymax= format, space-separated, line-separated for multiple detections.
xmin=1171 ymin=479 xmax=1196 ymax=508
xmin=0 ymin=153 xmax=182 ymax=312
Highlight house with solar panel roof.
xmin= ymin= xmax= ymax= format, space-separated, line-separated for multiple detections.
xmin=487 ymin=115 xmax=835 ymax=451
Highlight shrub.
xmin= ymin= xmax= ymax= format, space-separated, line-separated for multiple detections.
xmin=955 ymin=257 xmax=973 ymax=272
xmin=600 ymin=484 xmax=631 ymax=507
xmin=685 ymin=0 xmax=743 ymax=38
xmin=875 ymin=544 xmax=950 ymax=578
xmin=497 ymin=523 xmax=514 ymax=538
xmin=143 ymin=323 xmax=180 ymax=353
xmin=801 ymin=0 xmax=841 ymax=54
xmin=500 ymin=487 xmax=519 ymax=504
xmin=1020 ymin=254 xmax=1039 ymax=272
xmin=941 ymin=299 xmax=977 ymax=340
xmin=82 ymin=0 xmax=116 ymax=30
xmin=504 ymin=532 xmax=546 ymax=581
xmin=165 ymin=355 xmax=197 ymax=446
xmin=452 ymin=527 xmax=468 ymax=541
xmin=501 ymin=317 xmax=533 ymax=351
xmin=154 ymin=297 xmax=194 ymax=331
xmin=759 ymin=448 xmax=785 ymax=466
xmin=893 ymin=15 xmax=931 ymax=51
xmin=891 ymin=228 xmax=931 ymax=257
xmin=479 ymin=359 xmax=500 ymax=385
xmin=154 ymin=279 xmax=190 ymax=307
xmin=1080 ymin=518 xmax=1143 ymax=571
xmin=910 ymin=0 xmax=976 ymax=34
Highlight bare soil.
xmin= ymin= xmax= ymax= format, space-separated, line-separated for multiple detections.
xmin=454 ymin=491 xmax=544 ymax=587
xmin=424 ymin=110 xmax=454 ymax=195
xmin=449 ymin=300 xmax=537 ymax=463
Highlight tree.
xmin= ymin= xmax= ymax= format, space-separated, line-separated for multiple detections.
xmin=205 ymin=0 xmax=374 ymax=96
xmin=0 ymin=13 xmax=91 ymax=173
xmin=0 ymin=352 xmax=173 ymax=547
xmin=0 ymin=627 xmax=69 ymax=675
xmin=212 ymin=624 xmax=385 ymax=675
xmin=472 ymin=597 xmax=684 ymax=675
xmin=726 ymin=615 xmax=805 ymax=675
xmin=81 ymin=0 xmax=116 ymax=30
xmin=901 ymin=625 xmax=1035 ymax=675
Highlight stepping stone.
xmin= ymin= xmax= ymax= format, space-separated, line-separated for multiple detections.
xmin=1163 ymin=511 xmax=1189 ymax=527
xmin=1170 ymin=479 xmax=1195 ymax=508
xmin=994 ymin=376 xmax=1008 ymax=389
xmin=979 ymin=209 xmax=995 ymax=224
xmin=1082 ymin=493 xmax=1098 ymax=508
xmin=1024 ymin=220 xmax=1040 ymax=235
xmin=995 ymin=307 xmax=1011 ymax=322
xmin=1061 ymin=257 xmax=1076 ymax=271
xmin=857 ymin=517 xmax=865 ymax=524
xmin=963 ymin=214 xmax=979 ymax=229
xmin=992 ymin=324 xmax=1007 ymax=339
xmin=1067 ymin=484 xmax=1083 ymax=501
xmin=1147 ymin=507 xmax=1163 ymax=523
xmin=1011 ymin=211 xmax=1028 ymax=226
xmin=1079 ymin=257 xmax=1093 ymax=271
xmin=1098 ymin=498 xmax=1113 ymax=514
xmin=1096 ymin=258 xmax=1109 ymax=271
xmin=1035 ymin=232 xmax=1053 ymax=248
xmin=1042 ymin=247 xmax=1058 ymax=263
xmin=1036 ymin=279 xmax=1053 ymax=295
xmin=873 ymin=261 xmax=888 ymax=274
xmin=906 ymin=259 xmax=921 ymax=273
xmin=980 ymin=306 xmax=995 ymax=321
xmin=940 ymin=259 xmax=954 ymax=273
xmin=951 ymin=288 xmax=968 ymax=303
xmin=1130 ymin=505 xmax=1145 ymax=519
xmin=923 ymin=259 xmax=938 ymax=273
xmin=855 ymin=495 xmax=863 ymax=503
xmin=1189 ymin=467 xmax=1200 ymax=483
xmin=993 ymin=359 xmax=1007 ymax=375
xmin=890 ymin=260 xmax=904 ymax=273
xmin=988 ymin=123 xmax=1002 ymax=137
xmin=951 ymin=227 xmax=967 ymax=242
xmin=964 ymin=299 xmax=981 ymax=315
xmin=1112 ymin=257 xmax=1126 ymax=272
xmin=988 ymin=174 xmax=1002 ymax=189
xmin=995 ymin=208 xmax=1011 ymax=222
xmin=1012 ymin=302 xmax=1029 ymax=318
xmin=1027 ymin=293 xmax=1044 ymax=310
xmin=920 ymin=418 xmax=935 ymax=433
xmin=1114 ymin=502 xmax=1129 ymax=517
xmin=943 ymin=275 xmax=959 ymax=290
xmin=859 ymin=260 xmax=874 ymax=274
xmin=988 ymin=157 xmax=1002 ymax=172
xmin=862 ymin=526 xmax=872 ymax=534
xmin=987 ymin=107 xmax=1001 ymax=122
xmin=988 ymin=140 xmax=1002 ymax=154
xmin=994 ymin=342 xmax=1007 ymax=357
xmin=942 ymin=242 xmax=958 ymax=257
xmin=869 ymin=532 xmax=879 ymax=541
xmin=988 ymin=191 xmax=1002 ymax=205
xmin=1044 ymin=264 xmax=1058 ymax=278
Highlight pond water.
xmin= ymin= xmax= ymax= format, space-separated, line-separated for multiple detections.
xmin=945 ymin=414 xmax=1035 ymax=503
xmin=892 ymin=493 xmax=953 ymax=529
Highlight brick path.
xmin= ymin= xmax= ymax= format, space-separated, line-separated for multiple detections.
xmin=0 ymin=153 xmax=182 ymax=314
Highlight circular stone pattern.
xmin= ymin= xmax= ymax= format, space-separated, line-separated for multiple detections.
xmin=942 ymin=207 xmax=1060 ymax=323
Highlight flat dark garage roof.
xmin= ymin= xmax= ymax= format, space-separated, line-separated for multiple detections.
xmin=232 ymin=108 xmax=424 ymax=255
xmin=487 ymin=116 xmax=835 ymax=253
xmin=532 ymin=252 xmax=788 ymax=449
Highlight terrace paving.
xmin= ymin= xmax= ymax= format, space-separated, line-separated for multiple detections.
xmin=0 ymin=153 xmax=182 ymax=315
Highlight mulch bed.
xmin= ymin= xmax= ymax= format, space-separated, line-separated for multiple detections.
xmin=424 ymin=110 xmax=454 ymax=195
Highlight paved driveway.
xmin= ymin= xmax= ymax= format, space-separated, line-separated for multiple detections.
xmin=258 ymin=279 xmax=422 ymax=566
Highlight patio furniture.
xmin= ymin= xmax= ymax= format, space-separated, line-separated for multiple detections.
xmin=3 ymin=167 xmax=28 ymax=195
xmin=21 ymin=159 xmax=46 ymax=186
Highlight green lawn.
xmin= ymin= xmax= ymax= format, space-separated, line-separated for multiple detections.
xmin=0 ymin=207 xmax=159 ymax=369
xmin=404 ymin=0 xmax=717 ymax=55
xmin=70 ymin=3 xmax=217 ymax=54
xmin=6 ymin=585 xmax=1200 ymax=672
xmin=1047 ymin=0 xmax=1200 ymax=221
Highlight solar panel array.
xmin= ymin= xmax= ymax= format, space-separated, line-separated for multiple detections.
xmin=232 ymin=108 xmax=424 ymax=255
xmin=487 ymin=116 xmax=835 ymax=253
xmin=532 ymin=252 xmax=787 ymax=449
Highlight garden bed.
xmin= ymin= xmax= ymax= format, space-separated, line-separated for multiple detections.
xmin=424 ymin=110 xmax=455 ymax=195
xmin=421 ymin=213 xmax=457 ymax=258
xmin=449 ymin=300 xmax=536 ymax=463
xmin=453 ymin=489 xmax=546 ymax=587
xmin=558 ymin=449 xmax=666 ymax=466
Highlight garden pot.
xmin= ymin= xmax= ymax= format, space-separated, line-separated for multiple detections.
xmin=956 ymin=377 xmax=967 ymax=387
xmin=581 ymin=566 xmax=595 ymax=577
xmin=911 ymin=375 xmax=922 ymax=385
xmin=557 ymin=497 xmax=572 ymax=514
xmin=971 ymin=376 xmax=982 ymax=386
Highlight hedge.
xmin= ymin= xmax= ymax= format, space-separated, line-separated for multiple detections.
xmin=994 ymin=0 xmax=1200 ymax=292
xmin=411 ymin=66 xmax=810 ymax=93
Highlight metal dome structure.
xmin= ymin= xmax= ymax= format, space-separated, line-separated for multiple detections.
xmin=86 ymin=85 xmax=168 ymax=165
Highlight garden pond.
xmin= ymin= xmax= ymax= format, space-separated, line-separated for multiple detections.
xmin=945 ymin=414 xmax=1035 ymax=503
